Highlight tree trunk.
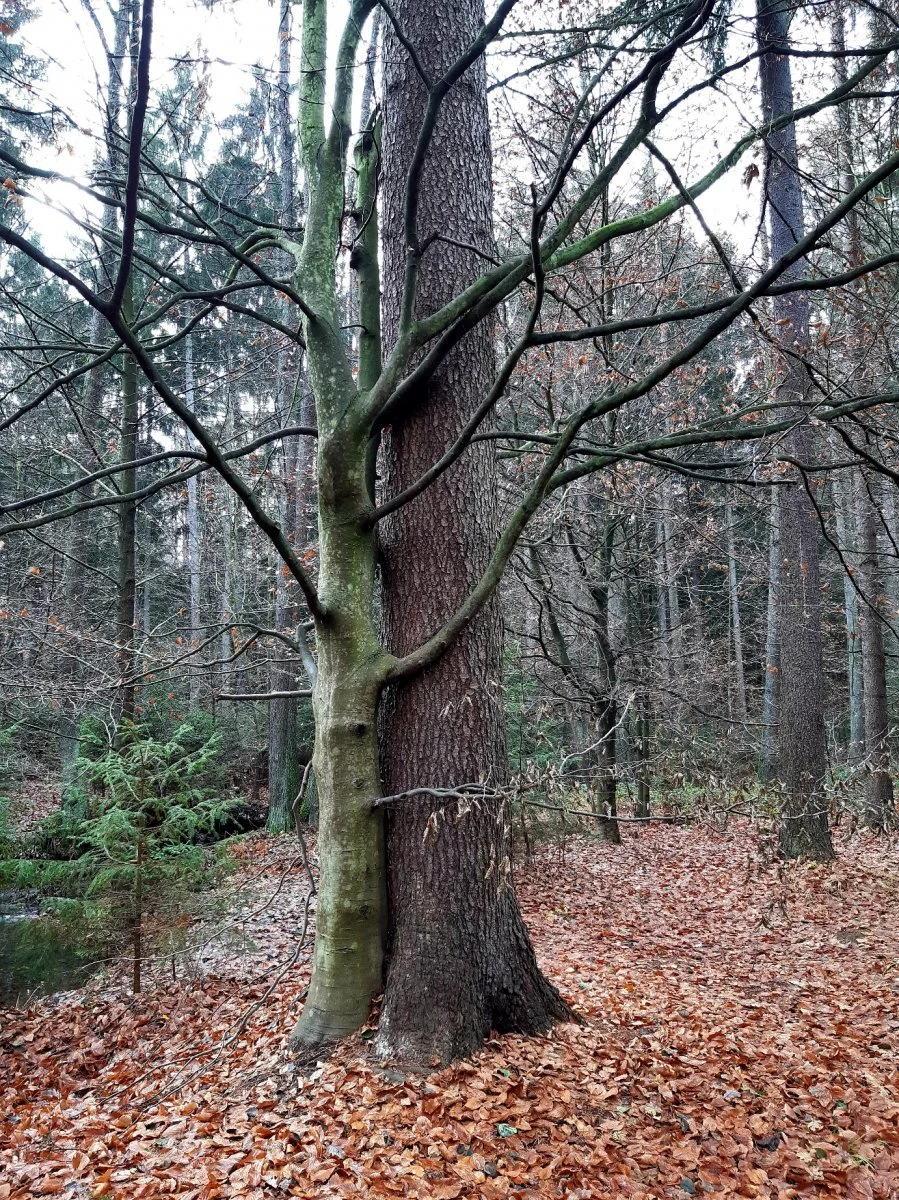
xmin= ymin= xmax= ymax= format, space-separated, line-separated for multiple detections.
xmin=882 ymin=483 xmax=899 ymax=692
xmin=655 ymin=519 xmax=670 ymax=674
xmin=857 ymin=472 xmax=896 ymax=830
xmin=757 ymin=0 xmax=833 ymax=860
xmin=571 ymin=516 xmax=620 ymax=844
xmin=116 ymin=283 xmax=139 ymax=728
xmin=635 ymin=698 xmax=651 ymax=820
xmin=219 ymin=495 xmax=233 ymax=695
xmin=725 ymin=494 xmax=748 ymax=728
xmin=268 ymin=1 xmax=303 ymax=834
xmin=831 ymin=7 xmax=872 ymax=773
xmin=184 ymin=332 xmax=202 ymax=709
xmin=662 ymin=490 xmax=681 ymax=674
xmin=290 ymin=425 xmax=386 ymax=1047
xmin=133 ymin=829 xmax=143 ymax=994
xmin=62 ymin=303 xmax=107 ymax=805
xmin=268 ymin=569 xmax=300 ymax=835
xmin=759 ymin=488 xmax=780 ymax=782
xmin=830 ymin=9 xmax=894 ymax=829
xmin=834 ymin=472 xmax=865 ymax=762
xmin=289 ymin=0 xmax=389 ymax=1047
xmin=592 ymin=697 xmax=621 ymax=843
xmin=378 ymin=0 xmax=571 ymax=1064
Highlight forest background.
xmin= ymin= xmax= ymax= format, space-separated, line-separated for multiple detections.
xmin=0 ymin=0 xmax=897 ymax=1078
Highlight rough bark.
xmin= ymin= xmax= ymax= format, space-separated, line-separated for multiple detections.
xmin=757 ymin=0 xmax=833 ymax=860
xmin=377 ymin=0 xmax=571 ymax=1064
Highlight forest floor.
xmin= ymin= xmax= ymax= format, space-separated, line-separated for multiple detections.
xmin=1 ymin=820 xmax=898 ymax=1199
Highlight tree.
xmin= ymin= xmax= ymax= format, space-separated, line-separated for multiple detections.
xmin=3 ymin=0 xmax=899 ymax=1059
xmin=375 ymin=0 xmax=571 ymax=1063
xmin=756 ymin=0 xmax=834 ymax=861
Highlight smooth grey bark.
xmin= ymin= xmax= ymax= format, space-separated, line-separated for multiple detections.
xmin=759 ymin=488 xmax=780 ymax=782
xmin=662 ymin=491 xmax=682 ymax=673
xmin=63 ymin=0 xmax=131 ymax=788
xmin=857 ymin=472 xmax=897 ymax=830
xmin=219 ymin=508 xmax=233 ymax=696
xmin=725 ymin=494 xmax=747 ymax=727
xmin=830 ymin=7 xmax=894 ymax=828
xmin=115 ymin=285 xmax=139 ymax=727
xmin=184 ymin=332 xmax=201 ymax=709
xmin=568 ymin=517 xmax=620 ymax=843
xmin=655 ymin=519 xmax=670 ymax=673
xmin=377 ymin=0 xmax=570 ymax=1064
xmin=218 ymin=338 xmax=235 ymax=697
xmin=268 ymin=0 xmax=301 ymax=834
xmin=834 ymin=473 xmax=865 ymax=762
xmin=830 ymin=5 xmax=869 ymax=771
xmin=343 ymin=6 xmax=380 ymax=348
xmin=629 ymin=571 xmax=653 ymax=820
xmin=883 ymin=484 xmax=899 ymax=695
xmin=636 ymin=698 xmax=652 ymax=821
xmin=757 ymin=0 xmax=833 ymax=860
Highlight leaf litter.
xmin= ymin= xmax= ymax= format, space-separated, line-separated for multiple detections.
xmin=1 ymin=823 xmax=897 ymax=1198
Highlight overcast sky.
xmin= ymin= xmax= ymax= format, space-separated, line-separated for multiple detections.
xmin=12 ymin=0 xmax=844 ymax=269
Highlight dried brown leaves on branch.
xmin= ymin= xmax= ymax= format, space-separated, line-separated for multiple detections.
xmin=1 ymin=825 xmax=898 ymax=1198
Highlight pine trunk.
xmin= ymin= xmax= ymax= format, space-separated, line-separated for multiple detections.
xmin=857 ymin=473 xmax=896 ymax=830
xmin=377 ymin=0 xmax=571 ymax=1064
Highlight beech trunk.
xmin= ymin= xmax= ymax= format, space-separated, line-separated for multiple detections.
xmin=757 ymin=0 xmax=833 ymax=860
xmin=857 ymin=473 xmax=896 ymax=830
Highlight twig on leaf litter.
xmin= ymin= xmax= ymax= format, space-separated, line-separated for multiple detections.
xmin=131 ymin=888 xmax=314 ymax=1111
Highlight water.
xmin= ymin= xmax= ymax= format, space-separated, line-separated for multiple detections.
xmin=0 ymin=906 xmax=98 ymax=1007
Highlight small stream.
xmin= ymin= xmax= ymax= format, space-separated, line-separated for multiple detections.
xmin=0 ymin=903 xmax=98 ymax=1007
